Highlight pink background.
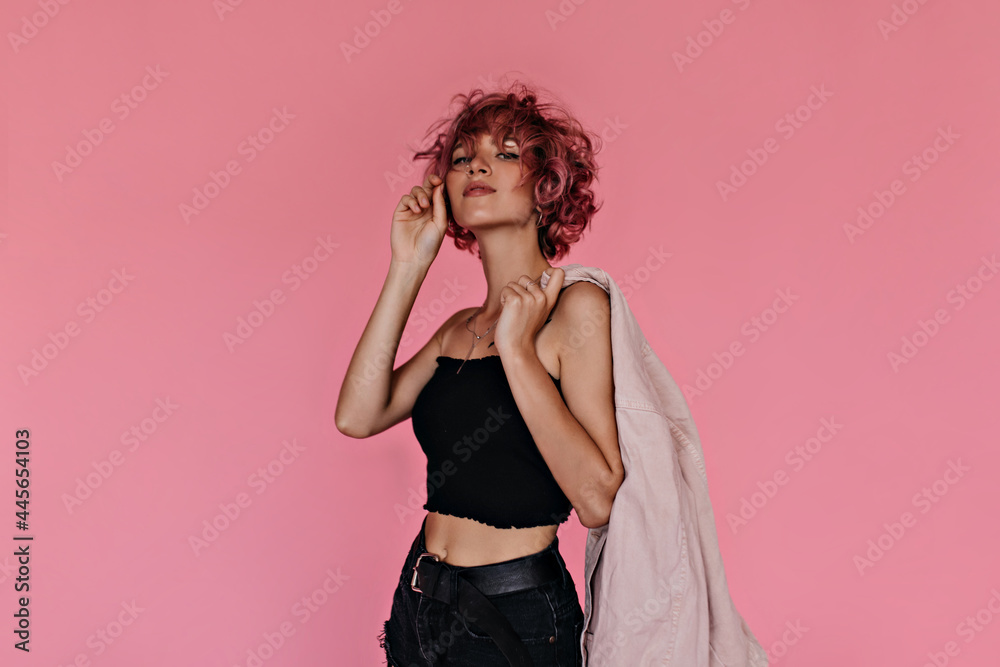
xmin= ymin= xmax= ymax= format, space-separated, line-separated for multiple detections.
xmin=3 ymin=0 xmax=999 ymax=665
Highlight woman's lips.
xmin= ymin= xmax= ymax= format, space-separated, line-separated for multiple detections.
xmin=464 ymin=181 xmax=496 ymax=196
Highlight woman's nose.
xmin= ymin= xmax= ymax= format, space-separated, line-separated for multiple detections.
xmin=466 ymin=156 xmax=489 ymax=173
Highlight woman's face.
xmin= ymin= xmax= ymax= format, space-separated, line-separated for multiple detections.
xmin=445 ymin=132 xmax=537 ymax=230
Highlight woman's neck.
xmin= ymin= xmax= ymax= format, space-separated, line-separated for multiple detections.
xmin=474 ymin=264 xmax=552 ymax=322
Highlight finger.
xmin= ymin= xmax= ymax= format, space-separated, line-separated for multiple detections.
xmin=526 ymin=280 xmax=547 ymax=307
xmin=413 ymin=186 xmax=433 ymax=209
xmin=410 ymin=186 xmax=430 ymax=208
xmin=505 ymin=282 xmax=529 ymax=300
xmin=542 ymin=268 xmax=565 ymax=297
xmin=402 ymin=194 xmax=420 ymax=214
xmin=424 ymin=172 xmax=442 ymax=190
xmin=421 ymin=176 xmax=443 ymax=201
xmin=432 ymin=182 xmax=448 ymax=228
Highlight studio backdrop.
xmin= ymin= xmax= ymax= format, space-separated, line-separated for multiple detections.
xmin=2 ymin=0 xmax=998 ymax=665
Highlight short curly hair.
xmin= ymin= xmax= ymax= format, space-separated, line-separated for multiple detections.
xmin=411 ymin=79 xmax=603 ymax=262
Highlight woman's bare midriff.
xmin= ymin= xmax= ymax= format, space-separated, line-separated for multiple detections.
xmin=428 ymin=293 xmax=569 ymax=567
xmin=424 ymin=511 xmax=559 ymax=566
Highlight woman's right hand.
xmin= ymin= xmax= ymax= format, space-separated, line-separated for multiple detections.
xmin=390 ymin=173 xmax=449 ymax=268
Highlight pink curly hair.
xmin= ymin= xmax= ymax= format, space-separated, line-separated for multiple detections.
xmin=411 ymin=79 xmax=603 ymax=262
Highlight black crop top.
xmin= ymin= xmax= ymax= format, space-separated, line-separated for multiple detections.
xmin=411 ymin=354 xmax=574 ymax=529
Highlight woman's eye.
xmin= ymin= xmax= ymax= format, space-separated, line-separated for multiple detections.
xmin=451 ymin=153 xmax=518 ymax=165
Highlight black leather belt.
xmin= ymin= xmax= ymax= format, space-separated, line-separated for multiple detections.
xmin=410 ymin=548 xmax=563 ymax=666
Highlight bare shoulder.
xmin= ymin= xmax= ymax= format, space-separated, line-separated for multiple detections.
xmin=551 ymin=281 xmax=611 ymax=356
xmin=558 ymin=280 xmax=609 ymax=306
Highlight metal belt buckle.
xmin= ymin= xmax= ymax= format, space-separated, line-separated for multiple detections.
xmin=410 ymin=552 xmax=440 ymax=593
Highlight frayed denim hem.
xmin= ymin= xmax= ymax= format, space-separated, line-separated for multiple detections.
xmin=377 ymin=619 xmax=393 ymax=666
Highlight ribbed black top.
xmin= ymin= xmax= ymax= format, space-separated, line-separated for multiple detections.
xmin=411 ymin=355 xmax=573 ymax=529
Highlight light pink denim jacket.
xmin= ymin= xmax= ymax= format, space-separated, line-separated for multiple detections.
xmin=539 ymin=264 xmax=768 ymax=667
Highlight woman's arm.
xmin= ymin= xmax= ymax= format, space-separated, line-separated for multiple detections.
xmin=503 ymin=281 xmax=624 ymax=529
xmin=335 ymin=173 xmax=449 ymax=438
xmin=335 ymin=259 xmax=430 ymax=438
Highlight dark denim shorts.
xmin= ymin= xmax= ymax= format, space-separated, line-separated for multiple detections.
xmin=378 ymin=517 xmax=584 ymax=666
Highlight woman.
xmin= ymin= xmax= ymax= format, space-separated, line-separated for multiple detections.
xmin=335 ymin=81 xmax=623 ymax=666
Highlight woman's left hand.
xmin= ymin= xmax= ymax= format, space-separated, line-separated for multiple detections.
xmin=493 ymin=267 xmax=565 ymax=359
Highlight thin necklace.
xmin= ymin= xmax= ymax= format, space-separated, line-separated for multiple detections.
xmin=455 ymin=275 xmax=542 ymax=374
xmin=457 ymin=308 xmax=501 ymax=374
